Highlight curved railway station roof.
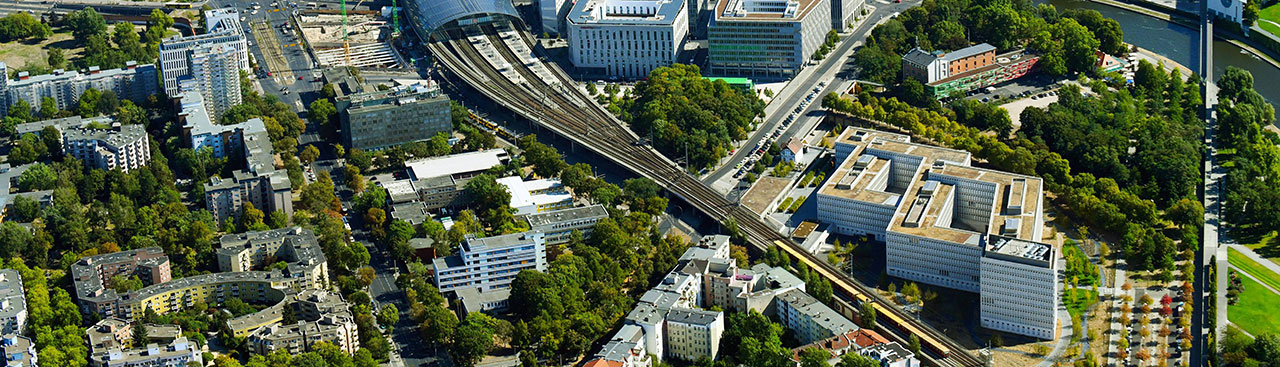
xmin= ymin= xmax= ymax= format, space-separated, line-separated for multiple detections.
xmin=407 ymin=0 xmax=521 ymax=34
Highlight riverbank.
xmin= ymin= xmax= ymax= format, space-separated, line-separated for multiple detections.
xmin=1083 ymin=0 xmax=1280 ymax=70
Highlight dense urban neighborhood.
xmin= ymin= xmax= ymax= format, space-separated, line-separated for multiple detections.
xmin=0 ymin=0 xmax=1276 ymax=365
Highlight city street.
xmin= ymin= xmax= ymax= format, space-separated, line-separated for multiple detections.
xmin=701 ymin=0 xmax=923 ymax=194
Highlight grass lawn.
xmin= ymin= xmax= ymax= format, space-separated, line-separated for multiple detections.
xmin=1229 ymin=247 xmax=1280 ymax=292
xmin=0 ymin=31 xmax=81 ymax=72
xmin=1261 ymin=3 xmax=1280 ymax=37
xmin=1228 ymin=275 xmax=1280 ymax=337
xmin=1063 ymin=288 xmax=1099 ymax=321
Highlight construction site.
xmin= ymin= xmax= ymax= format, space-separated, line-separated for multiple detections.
xmin=297 ymin=7 xmax=405 ymax=68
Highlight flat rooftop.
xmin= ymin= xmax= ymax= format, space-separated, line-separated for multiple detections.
xmin=714 ymin=0 xmax=825 ymax=21
xmin=821 ymin=128 xmax=970 ymax=204
xmin=405 ymin=149 xmax=509 ymax=181
xmin=985 ymin=234 xmax=1054 ymax=267
xmin=569 ymin=0 xmax=687 ymax=26
xmin=525 ymin=204 xmax=609 ymax=227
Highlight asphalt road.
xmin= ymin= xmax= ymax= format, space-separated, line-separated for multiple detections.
xmin=700 ymin=0 xmax=923 ymax=188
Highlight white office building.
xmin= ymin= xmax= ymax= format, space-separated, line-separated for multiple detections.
xmin=541 ymin=0 xmax=577 ymax=35
xmin=567 ymin=0 xmax=689 ymax=79
xmin=830 ymin=0 xmax=865 ymax=31
xmin=498 ymin=176 xmax=574 ymax=215
xmin=980 ymin=236 xmax=1058 ymax=340
xmin=707 ymin=0 xmax=831 ymax=78
xmin=433 ymin=231 xmax=548 ymax=293
xmin=815 ymin=127 xmax=1059 ymax=340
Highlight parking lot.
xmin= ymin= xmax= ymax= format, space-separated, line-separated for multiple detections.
xmin=956 ymin=73 xmax=1064 ymax=104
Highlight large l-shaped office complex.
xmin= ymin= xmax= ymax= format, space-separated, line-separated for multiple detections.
xmin=816 ymin=127 xmax=1059 ymax=340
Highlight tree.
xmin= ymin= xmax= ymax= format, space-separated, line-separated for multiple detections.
xmin=241 ymin=202 xmax=268 ymax=231
xmin=299 ymin=145 xmax=320 ymax=165
xmin=308 ymin=99 xmax=336 ymax=126
xmin=365 ymin=207 xmax=387 ymax=239
xmin=65 ymin=7 xmax=106 ymax=40
xmin=47 ymin=47 xmax=66 ymax=70
xmin=378 ymin=303 xmax=399 ymax=328
xmin=1053 ymin=18 xmax=1101 ymax=74
xmin=908 ymin=334 xmax=921 ymax=354
xmin=357 ymin=266 xmax=377 ymax=289
xmin=452 ymin=313 xmax=496 ymax=367
xmin=17 ymin=163 xmax=56 ymax=191
xmin=798 ymin=348 xmax=830 ymax=367
xmin=132 ymin=322 xmax=149 ymax=345
xmin=860 ymin=302 xmax=876 ymax=329
xmin=1250 ymin=333 xmax=1280 ymax=365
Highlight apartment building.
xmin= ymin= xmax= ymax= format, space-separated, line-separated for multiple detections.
xmin=89 ymin=336 xmax=202 ymax=367
xmin=567 ymin=0 xmax=689 ymax=79
xmin=901 ymin=43 xmax=1039 ymax=97
xmin=62 ymin=123 xmax=152 ymax=173
xmin=775 ymin=289 xmax=858 ymax=344
xmin=86 ymin=319 xmax=195 ymax=367
xmin=159 ymin=9 xmax=249 ymax=117
xmin=525 ymin=204 xmax=610 ymax=245
xmin=584 ymin=324 xmax=653 ymax=367
xmin=0 ymin=270 xmax=26 ymax=335
xmin=789 ymin=329 xmax=891 ymax=365
xmin=433 ymin=231 xmax=548 ymax=293
xmin=335 ymin=79 xmax=452 ymax=151
xmin=815 ymin=127 xmax=1058 ymax=339
xmin=708 ymin=0 xmax=831 ymax=78
xmin=498 ymin=176 xmax=574 ymax=215
xmin=216 ymin=227 xmax=330 ymax=288
xmin=587 ymin=235 xmax=841 ymax=366
xmin=665 ymin=308 xmax=724 ymax=361
xmin=72 ymin=248 xmax=173 ymax=316
xmin=860 ymin=342 xmax=920 ymax=367
xmin=1 ymin=333 xmax=36 ymax=367
xmin=247 ymin=290 xmax=358 ymax=356
xmin=0 ymin=61 xmax=158 ymax=117
xmin=180 ymin=91 xmax=292 ymax=223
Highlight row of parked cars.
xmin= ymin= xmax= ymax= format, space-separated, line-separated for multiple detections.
xmin=733 ymin=81 xmax=829 ymax=179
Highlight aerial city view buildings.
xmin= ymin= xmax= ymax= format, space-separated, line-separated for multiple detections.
xmin=0 ymin=0 xmax=1270 ymax=365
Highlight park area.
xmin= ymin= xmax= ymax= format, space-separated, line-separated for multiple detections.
xmin=1260 ymin=4 xmax=1280 ymax=39
xmin=1228 ymin=248 xmax=1280 ymax=337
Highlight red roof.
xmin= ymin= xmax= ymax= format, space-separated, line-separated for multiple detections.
xmin=851 ymin=329 xmax=890 ymax=348
xmin=585 ymin=359 xmax=623 ymax=367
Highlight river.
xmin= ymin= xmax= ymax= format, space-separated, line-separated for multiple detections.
xmin=1046 ymin=0 xmax=1280 ymax=103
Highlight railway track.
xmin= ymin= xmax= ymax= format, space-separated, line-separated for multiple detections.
xmin=429 ymin=25 xmax=984 ymax=367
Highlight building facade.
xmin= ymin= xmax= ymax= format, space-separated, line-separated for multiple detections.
xmin=433 ymin=231 xmax=548 ymax=293
xmin=336 ymin=79 xmax=451 ymax=151
xmin=830 ymin=0 xmax=865 ymax=31
xmin=0 ymin=270 xmax=26 ymax=335
xmin=901 ymin=44 xmax=1039 ymax=98
xmin=0 ymin=61 xmax=158 ymax=117
xmin=775 ymin=289 xmax=858 ymax=344
xmin=707 ymin=0 xmax=831 ymax=78
xmin=815 ymin=127 xmax=1059 ymax=339
xmin=664 ymin=308 xmax=724 ymax=361
xmin=62 ymin=123 xmax=152 ymax=173
xmin=524 ymin=204 xmax=609 ymax=244
xmin=72 ymin=248 xmax=173 ymax=317
xmin=979 ymin=236 xmax=1058 ymax=339
xmin=567 ymin=0 xmax=689 ymax=79
xmin=216 ymin=227 xmax=330 ymax=289
xmin=540 ymin=0 xmax=576 ymax=34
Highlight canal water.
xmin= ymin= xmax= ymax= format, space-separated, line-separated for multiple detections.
xmin=1046 ymin=0 xmax=1280 ymax=103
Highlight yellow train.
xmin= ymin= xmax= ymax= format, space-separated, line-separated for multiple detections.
xmin=773 ymin=240 xmax=952 ymax=358
xmin=466 ymin=111 xmax=518 ymax=141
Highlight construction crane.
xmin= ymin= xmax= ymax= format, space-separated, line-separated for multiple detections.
xmin=341 ymin=0 xmax=368 ymax=66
